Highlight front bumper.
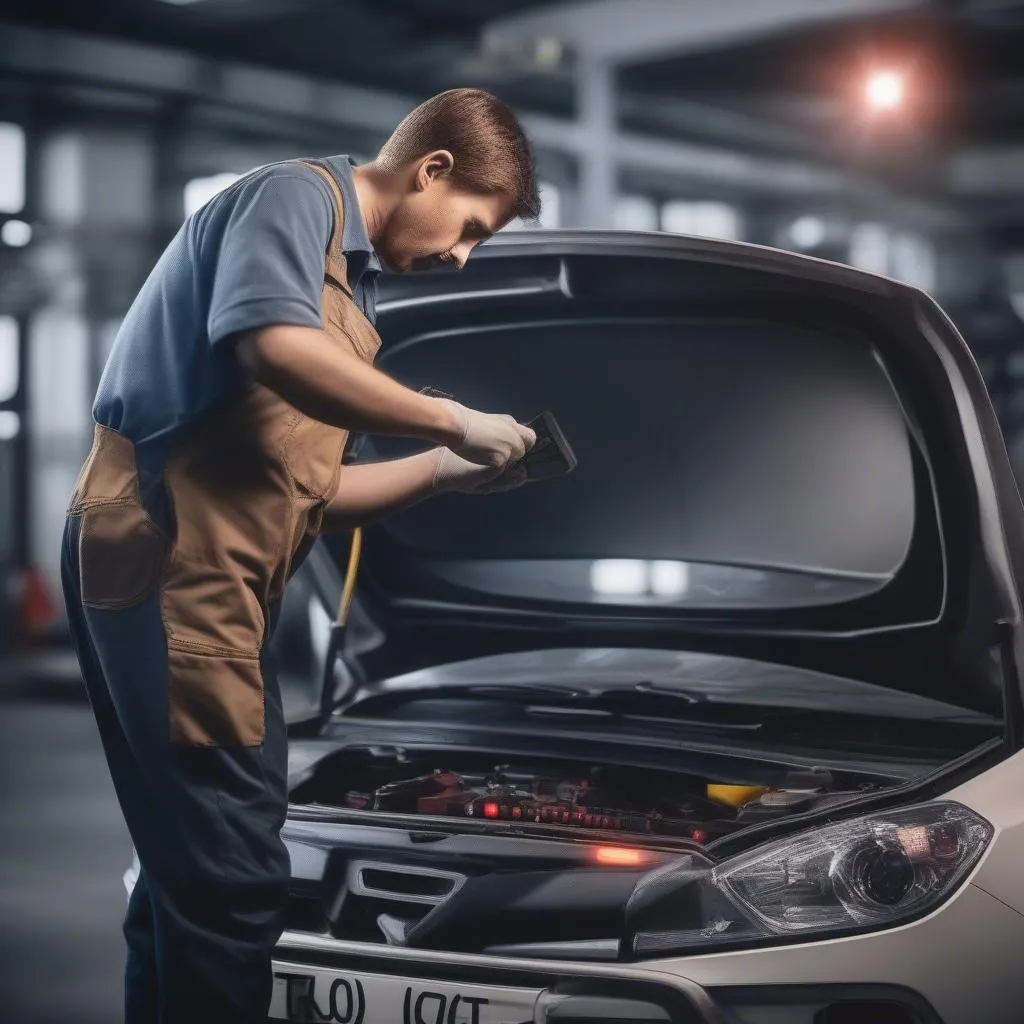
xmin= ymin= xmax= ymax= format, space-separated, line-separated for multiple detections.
xmin=269 ymin=752 xmax=1024 ymax=1024
xmin=270 ymin=931 xmax=944 ymax=1024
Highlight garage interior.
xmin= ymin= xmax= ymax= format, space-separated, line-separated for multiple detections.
xmin=2 ymin=2 xmax=1024 ymax=1021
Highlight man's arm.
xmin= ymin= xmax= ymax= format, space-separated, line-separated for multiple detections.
xmin=236 ymin=325 xmax=460 ymax=445
xmin=321 ymin=450 xmax=442 ymax=532
xmin=204 ymin=168 xmax=533 ymax=464
xmin=321 ymin=447 xmax=529 ymax=532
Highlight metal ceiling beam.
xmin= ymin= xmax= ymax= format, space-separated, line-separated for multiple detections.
xmin=484 ymin=0 xmax=925 ymax=226
xmin=0 ymin=22 xmax=962 ymax=228
xmin=617 ymin=90 xmax=826 ymax=158
xmin=482 ymin=0 xmax=924 ymax=64
xmin=949 ymin=147 xmax=1024 ymax=196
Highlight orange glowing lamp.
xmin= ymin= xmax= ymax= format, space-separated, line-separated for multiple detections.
xmin=593 ymin=846 xmax=649 ymax=867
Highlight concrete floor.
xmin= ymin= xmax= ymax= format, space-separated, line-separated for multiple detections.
xmin=0 ymin=668 xmax=128 ymax=1024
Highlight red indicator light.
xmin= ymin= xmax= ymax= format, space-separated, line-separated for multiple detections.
xmin=897 ymin=826 xmax=931 ymax=862
xmin=690 ymin=828 xmax=708 ymax=844
xmin=482 ymin=801 xmax=500 ymax=819
xmin=930 ymin=826 xmax=960 ymax=862
xmin=594 ymin=846 xmax=648 ymax=867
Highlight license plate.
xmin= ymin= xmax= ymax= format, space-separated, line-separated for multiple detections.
xmin=268 ymin=963 xmax=542 ymax=1023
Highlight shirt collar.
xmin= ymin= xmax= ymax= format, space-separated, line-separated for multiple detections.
xmin=322 ymin=155 xmax=381 ymax=275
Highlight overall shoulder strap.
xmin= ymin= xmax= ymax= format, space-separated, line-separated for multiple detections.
xmin=295 ymin=160 xmax=350 ymax=291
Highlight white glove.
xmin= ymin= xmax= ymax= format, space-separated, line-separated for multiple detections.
xmin=444 ymin=400 xmax=536 ymax=469
xmin=433 ymin=448 xmax=530 ymax=495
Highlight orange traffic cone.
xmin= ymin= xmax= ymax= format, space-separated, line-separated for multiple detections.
xmin=17 ymin=565 xmax=57 ymax=647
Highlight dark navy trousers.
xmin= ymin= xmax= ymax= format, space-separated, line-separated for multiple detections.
xmin=61 ymin=514 xmax=291 ymax=1023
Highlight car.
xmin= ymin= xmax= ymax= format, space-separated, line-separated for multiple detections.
xmin=126 ymin=229 xmax=1024 ymax=1024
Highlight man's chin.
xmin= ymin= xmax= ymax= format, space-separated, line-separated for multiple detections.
xmin=377 ymin=250 xmax=407 ymax=274
xmin=408 ymin=258 xmax=441 ymax=273
xmin=378 ymin=250 xmax=436 ymax=274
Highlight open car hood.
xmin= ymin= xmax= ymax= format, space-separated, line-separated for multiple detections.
xmin=310 ymin=231 xmax=1024 ymax=720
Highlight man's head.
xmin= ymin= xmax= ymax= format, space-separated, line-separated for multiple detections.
xmin=365 ymin=89 xmax=540 ymax=273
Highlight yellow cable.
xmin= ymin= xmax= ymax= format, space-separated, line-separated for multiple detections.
xmin=337 ymin=527 xmax=362 ymax=624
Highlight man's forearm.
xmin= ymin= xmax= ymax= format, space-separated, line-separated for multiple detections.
xmin=235 ymin=325 xmax=461 ymax=445
xmin=321 ymin=450 xmax=442 ymax=532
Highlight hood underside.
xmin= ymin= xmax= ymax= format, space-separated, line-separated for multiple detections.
xmin=316 ymin=232 xmax=1024 ymax=717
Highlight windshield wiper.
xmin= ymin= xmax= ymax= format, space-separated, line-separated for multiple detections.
xmin=632 ymin=680 xmax=711 ymax=705
xmin=465 ymin=680 xmax=775 ymax=728
xmin=467 ymin=684 xmax=589 ymax=700
xmin=511 ymin=685 xmax=785 ymax=733
xmin=462 ymin=680 xmax=855 ymax=736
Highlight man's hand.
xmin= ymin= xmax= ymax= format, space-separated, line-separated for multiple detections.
xmin=443 ymin=400 xmax=536 ymax=470
xmin=433 ymin=448 xmax=530 ymax=494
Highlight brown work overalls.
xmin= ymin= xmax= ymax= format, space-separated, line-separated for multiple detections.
xmin=60 ymin=160 xmax=377 ymax=1022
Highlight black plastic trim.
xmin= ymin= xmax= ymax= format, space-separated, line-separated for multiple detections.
xmin=709 ymin=983 xmax=942 ymax=1024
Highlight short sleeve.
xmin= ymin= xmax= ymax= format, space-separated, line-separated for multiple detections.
xmin=206 ymin=170 xmax=333 ymax=347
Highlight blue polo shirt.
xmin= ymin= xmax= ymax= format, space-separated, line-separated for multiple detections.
xmin=93 ymin=155 xmax=380 ymax=453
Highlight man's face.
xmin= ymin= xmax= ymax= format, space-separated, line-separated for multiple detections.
xmin=376 ymin=156 xmax=512 ymax=274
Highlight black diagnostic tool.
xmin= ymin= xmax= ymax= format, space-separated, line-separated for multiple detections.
xmin=418 ymin=390 xmax=577 ymax=480
xmin=522 ymin=411 xmax=577 ymax=480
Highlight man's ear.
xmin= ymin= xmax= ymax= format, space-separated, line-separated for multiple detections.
xmin=415 ymin=150 xmax=455 ymax=191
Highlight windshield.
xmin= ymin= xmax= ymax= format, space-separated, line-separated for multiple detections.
xmin=357 ymin=317 xmax=919 ymax=610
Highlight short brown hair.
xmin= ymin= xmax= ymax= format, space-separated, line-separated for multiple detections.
xmin=377 ymin=88 xmax=541 ymax=222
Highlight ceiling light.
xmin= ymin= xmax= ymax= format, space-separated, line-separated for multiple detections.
xmin=155 ymin=0 xmax=209 ymax=5
xmin=865 ymin=70 xmax=904 ymax=111
xmin=0 ymin=411 xmax=20 ymax=441
xmin=1 ymin=219 xmax=31 ymax=247
xmin=534 ymin=37 xmax=563 ymax=69
xmin=789 ymin=215 xmax=825 ymax=250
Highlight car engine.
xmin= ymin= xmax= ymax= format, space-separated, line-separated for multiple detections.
xmin=331 ymin=759 xmax=856 ymax=844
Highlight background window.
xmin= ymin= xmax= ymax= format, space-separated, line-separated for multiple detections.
xmin=183 ymin=172 xmax=244 ymax=218
xmin=0 ymin=316 xmax=18 ymax=403
xmin=28 ymin=310 xmax=91 ymax=603
xmin=614 ymin=195 xmax=659 ymax=231
xmin=786 ymin=214 xmax=827 ymax=251
xmin=537 ymin=181 xmax=560 ymax=229
xmin=891 ymin=232 xmax=937 ymax=292
xmin=849 ymin=222 xmax=890 ymax=274
xmin=0 ymin=123 xmax=26 ymax=214
xmin=502 ymin=180 xmax=560 ymax=231
xmin=662 ymin=200 xmax=742 ymax=240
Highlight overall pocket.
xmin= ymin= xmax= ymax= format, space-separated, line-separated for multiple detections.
xmin=79 ymin=501 xmax=167 ymax=610
xmin=71 ymin=425 xmax=168 ymax=610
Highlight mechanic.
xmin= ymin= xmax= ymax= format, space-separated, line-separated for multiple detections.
xmin=60 ymin=88 xmax=540 ymax=1023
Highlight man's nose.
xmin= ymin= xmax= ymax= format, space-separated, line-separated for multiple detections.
xmin=450 ymin=242 xmax=475 ymax=269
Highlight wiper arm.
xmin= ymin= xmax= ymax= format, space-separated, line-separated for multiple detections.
xmin=467 ymin=684 xmax=588 ymax=699
xmin=632 ymin=680 xmax=711 ymax=705
xmin=514 ymin=685 xmax=771 ymax=732
xmin=465 ymin=680 xmax=804 ymax=734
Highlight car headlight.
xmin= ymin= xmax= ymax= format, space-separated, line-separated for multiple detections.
xmin=626 ymin=801 xmax=993 ymax=957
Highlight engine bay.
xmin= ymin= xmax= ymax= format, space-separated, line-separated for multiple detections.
xmin=291 ymin=746 xmax=879 ymax=845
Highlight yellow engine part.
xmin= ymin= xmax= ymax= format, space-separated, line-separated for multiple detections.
xmin=707 ymin=784 xmax=770 ymax=808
